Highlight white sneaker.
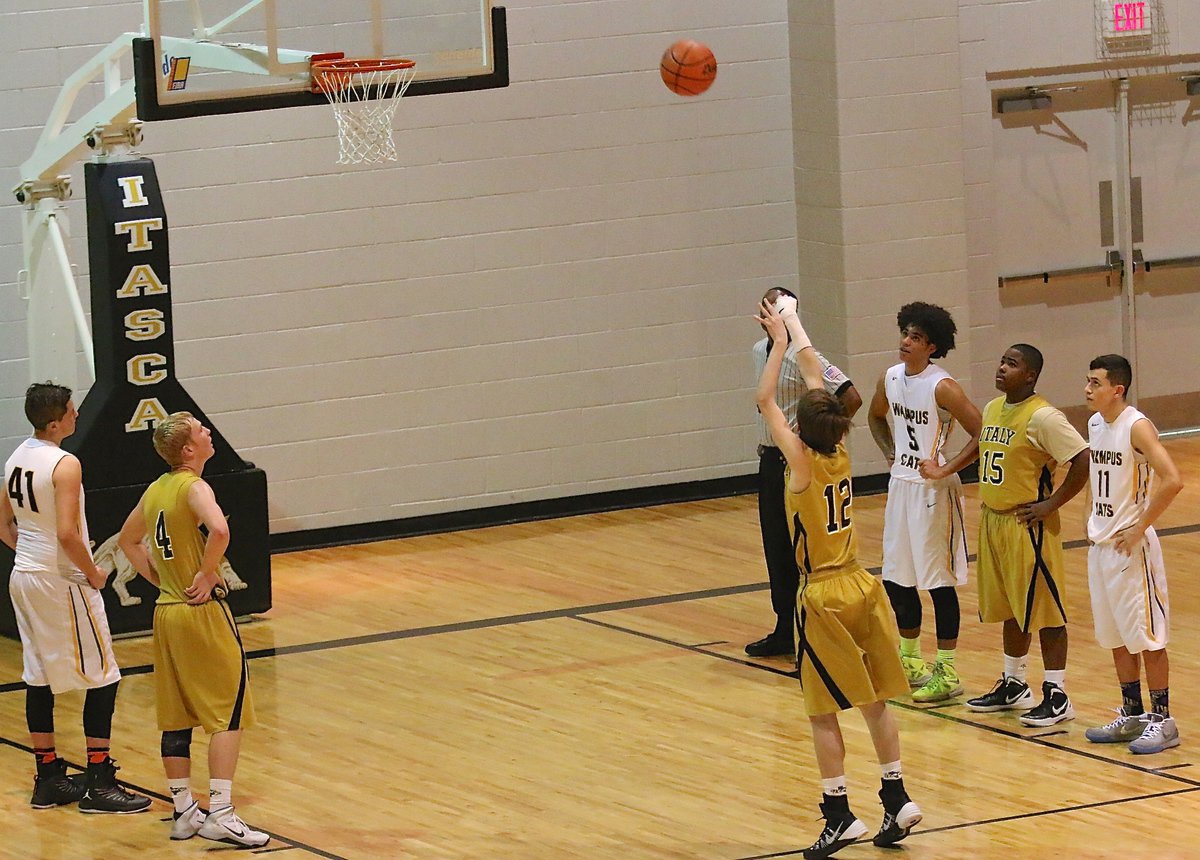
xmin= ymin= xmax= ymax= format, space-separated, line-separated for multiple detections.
xmin=198 ymin=807 xmax=270 ymax=848
xmin=170 ymin=801 xmax=206 ymax=840
xmin=1129 ymin=714 xmax=1181 ymax=755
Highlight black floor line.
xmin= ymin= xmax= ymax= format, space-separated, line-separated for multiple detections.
xmin=0 ymin=735 xmax=347 ymax=860
xmin=734 ymin=785 xmax=1200 ymax=859
xmin=573 ymin=614 xmax=1200 ymax=790
xmin=6 ymin=521 xmax=1199 ymax=696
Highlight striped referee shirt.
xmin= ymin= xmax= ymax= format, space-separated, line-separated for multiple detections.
xmin=753 ymin=337 xmax=852 ymax=447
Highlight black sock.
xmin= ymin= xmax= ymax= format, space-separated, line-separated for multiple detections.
xmin=33 ymin=747 xmax=57 ymax=778
xmin=1120 ymin=680 xmax=1144 ymax=715
xmin=1150 ymin=687 xmax=1170 ymax=718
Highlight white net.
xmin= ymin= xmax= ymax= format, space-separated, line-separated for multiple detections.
xmin=316 ymin=60 xmax=416 ymax=164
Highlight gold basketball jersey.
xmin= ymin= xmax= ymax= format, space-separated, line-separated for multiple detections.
xmin=978 ymin=394 xmax=1055 ymax=512
xmin=784 ymin=444 xmax=858 ymax=577
xmin=142 ymin=470 xmax=207 ymax=605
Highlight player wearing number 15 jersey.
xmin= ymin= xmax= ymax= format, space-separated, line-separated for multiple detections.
xmin=1082 ymin=355 xmax=1183 ymax=754
xmin=756 ymin=301 xmax=919 ymax=859
xmin=966 ymin=345 xmax=1089 ymax=728
xmin=868 ymin=303 xmax=981 ymax=704
xmin=117 ymin=412 xmax=267 ymax=847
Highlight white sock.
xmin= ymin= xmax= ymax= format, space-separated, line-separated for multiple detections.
xmin=168 ymin=778 xmax=192 ymax=815
xmin=1003 ymin=653 xmax=1028 ymax=683
xmin=209 ymin=778 xmax=233 ymax=813
xmin=820 ymin=776 xmax=847 ymax=797
xmin=1044 ymin=669 xmax=1066 ymax=689
xmin=880 ymin=760 xmax=902 ymax=781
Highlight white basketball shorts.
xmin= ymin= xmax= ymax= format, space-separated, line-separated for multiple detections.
xmin=882 ymin=475 xmax=968 ymax=589
xmin=1088 ymin=528 xmax=1169 ymax=653
xmin=9 ymin=569 xmax=121 ymax=693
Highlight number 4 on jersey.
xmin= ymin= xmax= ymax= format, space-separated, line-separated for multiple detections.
xmin=154 ymin=510 xmax=174 ymax=559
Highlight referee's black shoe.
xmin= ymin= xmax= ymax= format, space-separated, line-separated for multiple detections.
xmin=78 ymin=758 xmax=151 ymax=814
xmin=745 ymin=632 xmax=794 ymax=658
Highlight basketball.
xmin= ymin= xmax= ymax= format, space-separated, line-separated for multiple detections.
xmin=660 ymin=40 xmax=717 ymax=97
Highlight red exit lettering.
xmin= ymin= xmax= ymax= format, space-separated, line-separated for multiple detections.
xmin=1113 ymin=2 xmax=1147 ymax=32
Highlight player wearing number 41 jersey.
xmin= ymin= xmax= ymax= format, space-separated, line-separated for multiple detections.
xmin=0 ymin=383 xmax=149 ymax=814
xmin=756 ymin=301 xmax=920 ymax=859
xmin=117 ymin=412 xmax=268 ymax=848
xmin=1082 ymin=355 xmax=1183 ymax=754
xmin=967 ymin=345 xmax=1090 ymax=727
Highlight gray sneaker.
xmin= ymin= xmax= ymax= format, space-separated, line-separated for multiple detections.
xmin=1129 ymin=714 xmax=1180 ymax=755
xmin=1085 ymin=707 xmax=1148 ymax=744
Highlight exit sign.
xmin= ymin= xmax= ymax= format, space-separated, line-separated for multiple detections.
xmin=1102 ymin=1 xmax=1153 ymax=45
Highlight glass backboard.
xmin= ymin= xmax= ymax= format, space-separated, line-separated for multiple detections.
xmin=136 ymin=0 xmax=507 ymax=119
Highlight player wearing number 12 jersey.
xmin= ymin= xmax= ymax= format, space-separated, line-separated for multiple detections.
xmin=756 ymin=301 xmax=919 ymax=859
xmin=966 ymin=345 xmax=1089 ymax=728
xmin=117 ymin=411 xmax=267 ymax=848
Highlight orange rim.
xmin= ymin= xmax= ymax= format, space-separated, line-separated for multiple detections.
xmin=311 ymin=57 xmax=416 ymax=93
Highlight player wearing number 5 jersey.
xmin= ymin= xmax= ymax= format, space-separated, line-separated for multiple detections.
xmin=1082 ymin=355 xmax=1183 ymax=754
xmin=757 ymin=301 xmax=919 ymax=859
xmin=966 ymin=345 xmax=1090 ymax=728
xmin=1 ymin=383 xmax=149 ymax=814
xmin=117 ymin=412 xmax=267 ymax=848
xmin=868 ymin=303 xmax=981 ymax=704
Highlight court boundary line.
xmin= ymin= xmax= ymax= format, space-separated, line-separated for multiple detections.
xmin=2 ymin=520 xmax=1198 ymax=696
xmin=0 ymin=734 xmax=349 ymax=859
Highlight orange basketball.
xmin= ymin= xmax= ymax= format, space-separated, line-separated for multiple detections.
xmin=660 ymin=40 xmax=717 ymax=97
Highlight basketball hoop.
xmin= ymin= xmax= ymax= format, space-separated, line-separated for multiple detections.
xmin=311 ymin=58 xmax=416 ymax=164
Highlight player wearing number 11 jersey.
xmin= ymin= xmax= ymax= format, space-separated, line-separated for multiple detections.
xmin=117 ymin=411 xmax=267 ymax=847
xmin=966 ymin=345 xmax=1089 ymax=727
xmin=1082 ymin=355 xmax=1183 ymax=754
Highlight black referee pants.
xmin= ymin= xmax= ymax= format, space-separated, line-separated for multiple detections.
xmin=757 ymin=446 xmax=797 ymax=640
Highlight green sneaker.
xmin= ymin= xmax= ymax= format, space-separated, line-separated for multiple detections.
xmin=912 ymin=662 xmax=963 ymax=703
xmin=900 ymin=654 xmax=931 ymax=688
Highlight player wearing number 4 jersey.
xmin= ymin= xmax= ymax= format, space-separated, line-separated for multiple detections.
xmin=117 ymin=412 xmax=267 ymax=847
xmin=0 ymin=383 xmax=150 ymax=814
xmin=1082 ymin=355 xmax=1183 ymax=754
xmin=967 ymin=345 xmax=1090 ymax=727
xmin=756 ymin=301 xmax=920 ymax=859
xmin=868 ymin=304 xmax=981 ymax=703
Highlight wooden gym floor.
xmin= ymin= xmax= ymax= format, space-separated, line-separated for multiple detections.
xmin=2 ymin=437 xmax=1200 ymax=859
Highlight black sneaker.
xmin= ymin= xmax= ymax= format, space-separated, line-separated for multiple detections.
xmin=802 ymin=801 xmax=868 ymax=860
xmin=965 ymin=676 xmax=1035 ymax=712
xmin=745 ymin=632 xmax=794 ymax=658
xmin=873 ymin=787 xmax=922 ymax=848
xmin=30 ymin=758 xmax=86 ymax=809
xmin=1018 ymin=681 xmax=1075 ymax=727
xmin=78 ymin=758 xmax=152 ymax=814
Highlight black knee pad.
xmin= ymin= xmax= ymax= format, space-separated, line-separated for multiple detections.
xmin=161 ymin=729 xmax=193 ymax=759
xmin=929 ymin=586 xmax=961 ymax=641
xmin=82 ymin=682 xmax=119 ymax=740
xmin=883 ymin=581 xmax=922 ymax=630
xmin=26 ymin=685 xmax=55 ymax=735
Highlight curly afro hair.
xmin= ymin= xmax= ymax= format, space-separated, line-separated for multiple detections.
xmin=897 ymin=302 xmax=957 ymax=359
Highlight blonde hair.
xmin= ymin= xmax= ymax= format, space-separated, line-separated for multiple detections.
xmin=152 ymin=411 xmax=196 ymax=467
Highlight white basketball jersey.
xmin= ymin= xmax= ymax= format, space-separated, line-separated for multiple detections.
xmin=1087 ymin=406 xmax=1152 ymax=543
xmin=885 ymin=363 xmax=954 ymax=483
xmin=5 ymin=438 xmax=91 ymax=575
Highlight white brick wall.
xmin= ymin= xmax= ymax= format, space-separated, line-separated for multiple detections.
xmin=1 ymin=2 xmax=794 ymax=532
xmin=3 ymin=1 xmax=1198 ymax=534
